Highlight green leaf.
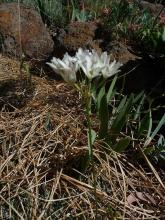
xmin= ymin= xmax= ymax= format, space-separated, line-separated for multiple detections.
xmin=151 ymin=114 xmax=165 ymax=140
xmin=117 ymin=95 xmax=127 ymax=113
xmin=138 ymin=110 xmax=152 ymax=137
xmin=110 ymin=94 xmax=134 ymax=135
xmin=146 ymin=110 xmax=152 ymax=139
xmin=113 ymin=137 xmax=131 ymax=153
xmin=97 ymin=86 xmax=105 ymax=111
xmin=133 ymin=91 xmax=145 ymax=104
xmin=88 ymin=129 xmax=96 ymax=146
xmin=134 ymin=93 xmax=146 ymax=121
xmin=107 ymin=75 xmax=117 ymax=103
xmin=145 ymin=114 xmax=165 ymax=146
xmin=98 ymin=94 xmax=109 ymax=139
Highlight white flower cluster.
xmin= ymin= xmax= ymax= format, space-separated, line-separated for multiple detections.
xmin=47 ymin=48 xmax=123 ymax=83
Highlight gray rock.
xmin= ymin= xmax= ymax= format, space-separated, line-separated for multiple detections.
xmin=0 ymin=2 xmax=54 ymax=60
xmin=138 ymin=1 xmax=165 ymax=16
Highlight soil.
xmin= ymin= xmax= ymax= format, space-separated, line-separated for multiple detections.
xmin=0 ymin=41 xmax=165 ymax=219
xmin=0 ymin=54 xmax=88 ymax=175
xmin=0 ymin=55 xmax=81 ymax=111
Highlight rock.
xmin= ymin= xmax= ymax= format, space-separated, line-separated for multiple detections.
xmin=138 ymin=1 xmax=165 ymax=16
xmin=53 ymin=21 xmax=102 ymax=58
xmin=0 ymin=3 xmax=54 ymax=60
xmin=105 ymin=41 xmax=138 ymax=64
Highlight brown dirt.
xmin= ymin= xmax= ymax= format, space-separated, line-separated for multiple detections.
xmin=0 ymin=54 xmax=165 ymax=219
xmin=0 ymin=54 xmax=87 ymax=170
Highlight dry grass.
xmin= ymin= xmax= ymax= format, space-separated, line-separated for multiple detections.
xmin=0 ymin=56 xmax=165 ymax=219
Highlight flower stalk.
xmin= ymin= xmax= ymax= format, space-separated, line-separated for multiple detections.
xmin=85 ymin=81 xmax=98 ymax=217
xmin=47 ymin=48 xmax=122 ymax=166
xmin=47 ymin=48 xmax=122 ymax=217
xmin=85 ymin=82 xmax=93 ymax=162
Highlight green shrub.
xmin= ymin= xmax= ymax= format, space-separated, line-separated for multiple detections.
xmin=1 ymin=0 xmax=68 ymax=26
xmin=101 ymin=0 xmax=165 ymax=56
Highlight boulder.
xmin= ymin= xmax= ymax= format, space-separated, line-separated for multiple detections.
xmin=53 ymin=21 xmax=102 ymax=58
xmin=0 ymin=3 xmax=54 ymax=60
xmin=138 ymin=1 xmax=165 ymax=16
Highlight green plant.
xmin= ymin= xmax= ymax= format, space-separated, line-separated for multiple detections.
xmin=102 ymin=0 xmax=133 ymax=33
xmin=47 ymin=48 xmax=123 ymax=217
xmin=122 ymin=3 xmax=165 ymax=55
xmin=100 ymin=0 xmax=165 ymax=55
xmin=47 ymin=47 xmax=165 ymax=162
xmin=84 ymin=0 xmax=112 ymax=18
xmin=70 ymin=0 xmax=92 ymax=22
xmin=34 ymin=0 xmax=66 ymax=25
xmin=47 ymin=48 xmax=122 ymax=162
xmin=2 ymin=0 xmax=68 ymax=26
xmin=95 ymin=81 xmax=165 ymax=156
xmin=151 ymin=135 xmax=165 ymax=164
xmin=96 ymin=84 xmax=139 ymax=151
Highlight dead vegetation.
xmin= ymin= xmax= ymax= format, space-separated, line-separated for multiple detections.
xmin=0 ymin=56 xmax=165 ymax=219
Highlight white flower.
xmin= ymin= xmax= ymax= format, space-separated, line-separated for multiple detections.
xmin=47 ymin=48 xmax=123 ymax=83
xmin=46 ymin=53 xmax=79 ymax=83
xmin=76 ymin=48 xmax=122 ymax=80
xmin=101 ymin=60 xmax=123 ymax=78
xmin=100 ymin=51 xmax=109 ymax=66
xmin=96 ymin=51 xmax=123 ymax=78
xmin=76 ymin=48 xmax=102 ymax=80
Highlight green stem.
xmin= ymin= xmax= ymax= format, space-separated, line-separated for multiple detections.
xmin=86 ymin=81 xmax=98 ymax=217
xmin=86 ymin=93 xmax=93 ymax=162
